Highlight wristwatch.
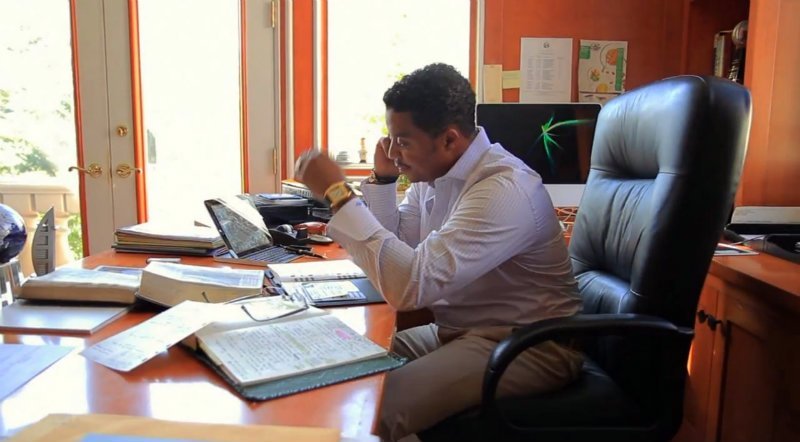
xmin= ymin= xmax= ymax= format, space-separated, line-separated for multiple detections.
xmin=367 ymin=168 xmax=399 ymax=185
xmin=323 ymin=181 xmax=355 ymax=210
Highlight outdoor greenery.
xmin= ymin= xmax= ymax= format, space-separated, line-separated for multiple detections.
xmin=67 ymin=213 xmax=83 ymax=259
xmin=1 ymin=64 xmax=61 ymax=177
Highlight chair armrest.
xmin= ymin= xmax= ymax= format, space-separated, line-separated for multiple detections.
xmin=481 ymin=313 xmax=693 ymax=416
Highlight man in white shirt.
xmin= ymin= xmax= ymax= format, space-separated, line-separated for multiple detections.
xmin=295 ymin=63 xmax=583 ymax=441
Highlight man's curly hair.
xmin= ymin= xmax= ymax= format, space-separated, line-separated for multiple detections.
xmin=383 ymin=63 xmax=476 ymax=138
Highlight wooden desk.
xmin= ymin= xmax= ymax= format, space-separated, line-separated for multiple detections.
xmin=0 ymin=246 xmax=395 ymax=440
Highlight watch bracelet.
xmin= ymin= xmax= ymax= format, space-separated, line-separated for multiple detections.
xmin=370 ymin=169 xmax=399 ymax=184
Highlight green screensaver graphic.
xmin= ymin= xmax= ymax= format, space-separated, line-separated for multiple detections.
xmin=534 ymin=115 xmax=595 ymax=175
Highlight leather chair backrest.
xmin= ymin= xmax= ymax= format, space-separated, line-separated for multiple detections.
xmin=568 ymin=75 xmax=751 ymax=403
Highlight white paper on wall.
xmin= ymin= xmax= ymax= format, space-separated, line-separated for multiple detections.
xmin=519 ymin=37 xmax=573 ymax=103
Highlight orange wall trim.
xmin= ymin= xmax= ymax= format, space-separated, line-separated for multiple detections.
xmin=128 ymin=0 xmax=147 ymax=222
xmin=240 ymin=0 xmax=251 ymax=193
xmin=69 ymin=0 xmax=90 ymax=255
xmin=293 ymin=1 xmax=314 ymax=164
xmin=279 ymin=1 xmax=288 ymax=179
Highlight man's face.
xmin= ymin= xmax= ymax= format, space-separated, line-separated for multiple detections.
xmin=384 ymin=110 xmax=452 ymax=183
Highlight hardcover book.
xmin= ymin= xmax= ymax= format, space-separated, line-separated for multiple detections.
xmin=135 ymin=262 xmax=265 ymax=307
xmin=18 ymin=267 xmax=140 ymax=304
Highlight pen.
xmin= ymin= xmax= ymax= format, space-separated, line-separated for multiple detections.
xmin=147 ymin=257 xmax=181 ymax=263
xmin=281 ymin=245 xmax=326 ymax=259
xmin=293 ymin=249 xmax=327 ymax=259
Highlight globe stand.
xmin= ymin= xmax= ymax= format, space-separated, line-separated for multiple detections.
xmin=0 ymin=258 xmax=24 ymax=307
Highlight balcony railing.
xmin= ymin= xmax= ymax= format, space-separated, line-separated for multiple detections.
xmin=0 ymin=178 xmax=80 ymax=277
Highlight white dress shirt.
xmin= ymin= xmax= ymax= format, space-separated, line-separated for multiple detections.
xmin=327 ymin=128 xmax=581 ymax=331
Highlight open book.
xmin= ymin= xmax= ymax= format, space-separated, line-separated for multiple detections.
xmin=136 ymin=262 xmax=264 ymax=307
xmin=81 ymin=298 xmax=404 ymax=400
xmin=18 ymin=267 xmax=140 ymax=304
xmin=197 ymin=313 xmax=391 ymax=387
xmin=267 ymin=259 xmax=384 ymax=307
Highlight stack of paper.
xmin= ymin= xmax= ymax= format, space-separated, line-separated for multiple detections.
xmin=113 ymin=222 xmax=226 ymax=256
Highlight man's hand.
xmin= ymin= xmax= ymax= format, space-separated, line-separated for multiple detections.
xmin=294 ymin=150 xmax=346 ymax=200
xmin=373 ymin=137 xmax=400 ymax=178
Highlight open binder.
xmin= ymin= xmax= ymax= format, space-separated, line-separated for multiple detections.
xmin=267 ymin=259 xmax=385 ymax=307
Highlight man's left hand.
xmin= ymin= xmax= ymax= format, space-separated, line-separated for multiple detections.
xmin=294 ymin=150 xmax=346 ymax=200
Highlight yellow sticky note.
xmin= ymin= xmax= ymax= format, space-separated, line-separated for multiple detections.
xmin=482 ymin=64 xmax=503 ymax=103
xmin=502 ymin=70 xmax=521 ymax=89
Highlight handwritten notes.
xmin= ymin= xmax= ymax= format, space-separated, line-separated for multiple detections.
xmin=80 ymin=301 xmax=220 ymax=371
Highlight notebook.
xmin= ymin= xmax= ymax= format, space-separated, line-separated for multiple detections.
xmin=204 ymin=197 xmax=300 ymax=266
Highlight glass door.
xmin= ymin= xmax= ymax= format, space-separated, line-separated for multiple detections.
xmin=137 ymin=0 xmax=245 ymax=226
xmin=0 ymin=0 xmax=85 ymax=274
xmin=3 ymin=0 xmax=280 ymax=261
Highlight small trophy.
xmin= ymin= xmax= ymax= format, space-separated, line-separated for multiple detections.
xmin=359 ymin=137 xmax=368 ymax=163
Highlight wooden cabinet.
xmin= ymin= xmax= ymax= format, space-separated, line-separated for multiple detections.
xmin=674 ymin=253 xmax=800 ymax=442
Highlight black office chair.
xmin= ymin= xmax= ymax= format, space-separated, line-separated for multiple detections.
xmin=420 ymin=75 xmax=752 ymax=442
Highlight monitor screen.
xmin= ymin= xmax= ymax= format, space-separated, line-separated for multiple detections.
xmin=477 ymin=103 xmax=601 ymax=206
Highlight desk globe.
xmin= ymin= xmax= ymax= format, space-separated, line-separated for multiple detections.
xmin=0 ymin=203 xmax=27 ymax=264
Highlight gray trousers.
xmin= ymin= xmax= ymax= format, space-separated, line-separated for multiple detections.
xmin=378 ymin=323 xmax=584 ymax=442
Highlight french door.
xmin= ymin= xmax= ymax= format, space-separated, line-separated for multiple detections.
xmin=73 ymin=0 xmax=280 ymax=255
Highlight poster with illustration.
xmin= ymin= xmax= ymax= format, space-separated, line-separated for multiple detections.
xmin=578 ymin=40 xmax=628 ymax=104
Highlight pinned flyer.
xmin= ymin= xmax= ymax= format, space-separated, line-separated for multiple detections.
xmin=578 ymin=39 xmax=628 ymax=104
xmin=81 ymin=300 xmax=222 ymax=372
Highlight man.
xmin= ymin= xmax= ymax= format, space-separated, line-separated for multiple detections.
xmin=295 ymin=63 xmax=582 ymax=441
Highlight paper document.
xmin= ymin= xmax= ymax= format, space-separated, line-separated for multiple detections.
xmin=578 ymin=39 xmax=628 ymax=103
xmin=81 ymin=301 xmax=221 ymax=371
xmin=268 ymin=259 xmax=366 ymax=282
xmin=520 ymin=37 xmax=573 ymax=103
xmin=0 ymin=344 xmax=73 ymax=401
xmin=8 ymin=413 xmax=340 ymax=442
xmin=715 ymin=243 xmax=758 ymax=256
xmin=283 ymin=281 xmax=365 ymax=302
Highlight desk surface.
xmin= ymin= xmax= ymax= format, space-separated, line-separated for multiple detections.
xmin=710 ymin=250 xmax=800 ymax=314
xmin=0 ymin=247 xmax=395 ymax=440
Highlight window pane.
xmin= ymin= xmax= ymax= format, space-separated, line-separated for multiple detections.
xmin=328 ymin=0 xmax=471 ymax=165
xmin=138 ymin=0 xmax=242 ymax=225
xmin=0 ymin=0 xmax=83 ymax=269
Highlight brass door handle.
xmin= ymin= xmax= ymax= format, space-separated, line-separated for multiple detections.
xmin=68 ymin=163 xmax=103 ymax=178
xmin=115 ymin=163 xmax=142 ymax=178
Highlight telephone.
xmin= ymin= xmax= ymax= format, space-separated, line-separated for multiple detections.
xmin=269 ymin=224 xmax=311 ymax=246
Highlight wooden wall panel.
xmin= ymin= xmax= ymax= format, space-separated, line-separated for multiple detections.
xmin=684 ymin=0 xmax=750 ymax=75
xmin=483 ymin=0 xmax=682 ymax=103
xmin=292 ymin=1 xmax=314 ymax=163
xmin=738 ymin=0 xmax=800 ymax=206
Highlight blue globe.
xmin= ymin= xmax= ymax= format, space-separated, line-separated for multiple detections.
xmin=0 ymin=203 xmax=27 ymax=264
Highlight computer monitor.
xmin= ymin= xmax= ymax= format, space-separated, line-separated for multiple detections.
xmin=476 ymin=103 xmax=602 ymax=207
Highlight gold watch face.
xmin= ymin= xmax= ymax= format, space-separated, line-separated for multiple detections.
xmin=325 ymin=182 xmax=352 ymax=205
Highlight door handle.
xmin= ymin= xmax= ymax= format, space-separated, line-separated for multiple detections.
xmin=68 ymin=163 xmax=103 ymax=178
xmin=115 ymin=163 xmax=142 ymax=178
